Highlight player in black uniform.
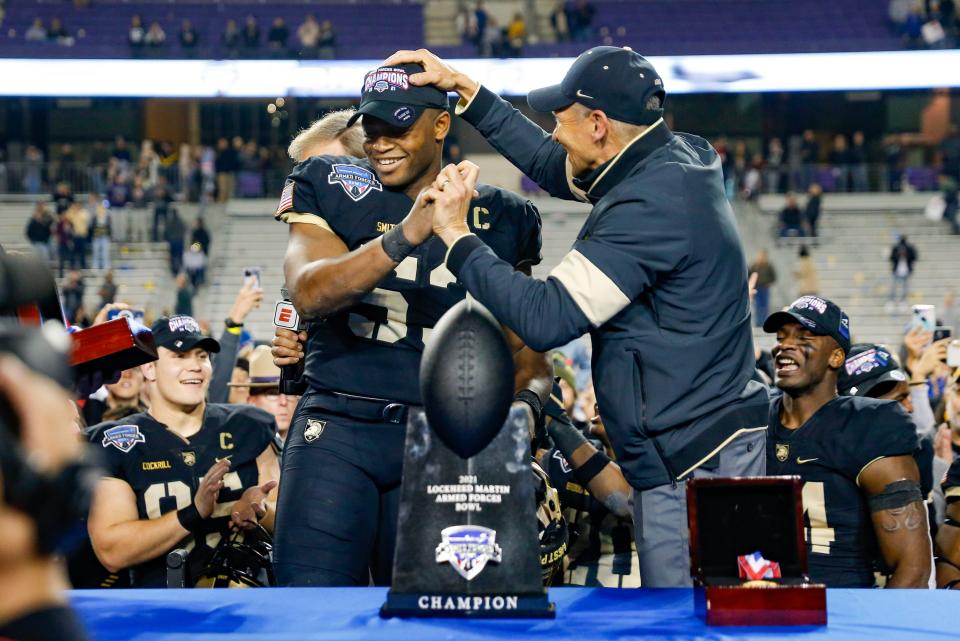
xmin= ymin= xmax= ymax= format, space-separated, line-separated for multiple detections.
xmin=763 ymin=296 xmax=932 ymax=587
xmin=87 ymin=316 xmax=280 ymax=587
xmin=541 ymin=390 xmax=639 ymax=587
xmin=936 ymin=456 xmax=960 ymax=588
xmin=272 ymin=63 xmax=550 ymax=586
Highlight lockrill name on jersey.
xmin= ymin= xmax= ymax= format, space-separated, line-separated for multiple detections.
xmin=767 ymin=394 xmax=917 ymax=587
xmin=88 ymin=404 xmax=278 ymax=587
xmin=275 ymin=155 xmax=543 ymax=404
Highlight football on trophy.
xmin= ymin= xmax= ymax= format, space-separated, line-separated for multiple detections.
xmin=420 ymin=298 xmax=514 ymax=458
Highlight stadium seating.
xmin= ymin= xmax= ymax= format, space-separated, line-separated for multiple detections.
xmin=747 ymin=193 xmax=953 ymax=349
xmin=0 ymin=0 xmax=904 ymax=60
xmin=0 ymin=0 xmax=424 ymax=60
xmin=427 ymin=0 xmax=903 ymax=57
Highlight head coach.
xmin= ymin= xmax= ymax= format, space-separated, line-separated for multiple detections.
xmin=385 ymin=46 xmax=770 ymax=587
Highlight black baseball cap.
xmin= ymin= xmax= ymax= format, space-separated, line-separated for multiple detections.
xmin=838 ymin=343 xmax=907 ymax=397
xmin=151 ymin=315 xmax=220 ymax=354
xmin=763 ymin=295 xmax=852 ymax=355
xmin=527 ymin=46 xmax=665 ymax=126
xmin=346 ymin=63 xmax=449 ymax=129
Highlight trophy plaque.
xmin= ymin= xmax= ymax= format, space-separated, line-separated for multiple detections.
xmin=381 ymin=299 xmax=554 ymax=618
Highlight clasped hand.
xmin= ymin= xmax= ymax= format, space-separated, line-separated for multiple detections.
xmin=408 ymin=161 xmax=481 ymax=246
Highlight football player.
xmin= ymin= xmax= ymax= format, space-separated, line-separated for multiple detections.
xmin=936 ymin=456 xmax=960 ymax=588
xmin=540 ymin=388 xmax=640 ymax=587
xmin=764 ymin=297 xmax=933 ymax=587
xmin=87 ymin=316 xmax=281 ymax=587
xmin=838 ymin=342 xmax=945 ymax=533
xmin=272 ymin=63 xmax=550 ymax=587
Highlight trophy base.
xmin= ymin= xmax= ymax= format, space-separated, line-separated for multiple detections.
xmin=380 ymin=590 xmax=555 ymax=619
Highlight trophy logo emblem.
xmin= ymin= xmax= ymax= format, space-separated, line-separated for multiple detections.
xmin=435 ymin=525 xmax=503 ymax=581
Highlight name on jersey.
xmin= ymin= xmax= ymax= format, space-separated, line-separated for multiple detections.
xmin=363 ymin=68 xmax=409 ymax=93
xmin=327 ymin=164 xmax=383 ymax=202
xmin=142 ymin=460 xmax=172 ymax=471
xmin=376 ymin=222 xmax=398 ymax=233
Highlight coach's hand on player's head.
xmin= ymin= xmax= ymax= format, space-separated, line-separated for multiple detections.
xmin=271 ymin=327 xmax=307 ymax=367
xmin=424 ymin=162 xmax=480 ymax=244
xmin=195 ymin=458 xmax=231 ymax=519
xmin=231 ymin=479 xmax=278 ymax=530
xmin=382 ymin=49 xmax=479 ymax=102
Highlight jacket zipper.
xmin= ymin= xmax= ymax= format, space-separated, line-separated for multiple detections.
xmin=635 ymin=351 xmax=678 ymax=486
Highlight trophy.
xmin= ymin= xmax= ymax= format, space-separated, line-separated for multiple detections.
xmin=0 ymin=251 xmax=156 ymax=389
xmin=381 ymin=299 xmax=554 ymax=618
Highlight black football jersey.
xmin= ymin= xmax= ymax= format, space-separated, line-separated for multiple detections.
xmin=275 ymin=155 xmax=542 ymax=403
xmin=87 ymin=404 xmax=277 ymax=587
xmin=767 ymin=394 xmax=918 ymax=587
xmin=546 ymin=445 xmax=639 ymax=587
xmin=944 ymin=457 xmax=960 ymax=505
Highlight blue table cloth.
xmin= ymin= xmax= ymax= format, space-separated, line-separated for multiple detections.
xmin=71 ymin=587 xmax=956 ymax=641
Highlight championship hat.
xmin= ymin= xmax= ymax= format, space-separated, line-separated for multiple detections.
xmin=527 ymin=46 xmax=665 ymax=126
xmin=151 ymin=315 xmax=220 ymax=353
xmin=837 ymin=343 xmax=907 ymax=397
xmin=763 ymin=295 xmax=852 ymax=355
xmin=346 ymin=63 xmax=449 ymax=129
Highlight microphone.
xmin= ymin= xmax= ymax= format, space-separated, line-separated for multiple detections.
xmin=274 ymin=288 xmax=306 ymax=396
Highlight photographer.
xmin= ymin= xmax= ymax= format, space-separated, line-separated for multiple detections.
xmin=0 ymin=356 xmax=95 ymax=641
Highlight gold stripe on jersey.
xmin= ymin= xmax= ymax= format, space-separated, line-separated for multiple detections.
xmin=279 ymin=212 xmax=336 ymax=235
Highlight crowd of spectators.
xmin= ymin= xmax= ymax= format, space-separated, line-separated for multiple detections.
xmin=714 ymin=127 xmax=960 ymax=218
xmin=126 ymin=12 xmax=336 ymax=60
xmin=3 ymin=135 xmax=293 ymax=203
xmin=890 ymin=0 xmax=959 ymax=49
xmin=457 ymin=0 xmax=596 ymax=57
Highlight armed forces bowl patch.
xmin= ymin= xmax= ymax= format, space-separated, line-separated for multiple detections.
xmin=435 ymin=525 xmax=502 ymax=581
xmin=327 ymin=164 xmax=383 ymax=202
xmin=102 ymin=425 xmax=146 ymax=453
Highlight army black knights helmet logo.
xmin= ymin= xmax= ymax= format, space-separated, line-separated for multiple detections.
xmin=775 ymin=443 xmax=789 ymax=463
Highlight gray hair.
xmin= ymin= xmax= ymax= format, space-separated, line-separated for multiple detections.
xmin=287 ymin=108 xmax=365 ymax=161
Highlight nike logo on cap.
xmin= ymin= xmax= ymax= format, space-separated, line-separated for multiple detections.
xmin=575 ymin=89 xmax=595 ymax=100
xmin=796 ymin=457 xmax=819 ymax=464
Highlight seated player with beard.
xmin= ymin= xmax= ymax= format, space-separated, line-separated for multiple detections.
xmin=87 ymin=316 xmax=280 ymax=587
xmin=763 ymin=296 xmax=933 ymax=587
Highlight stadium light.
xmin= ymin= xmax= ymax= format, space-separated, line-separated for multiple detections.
xmin=0 ymin=50 xmax=957 ymax=98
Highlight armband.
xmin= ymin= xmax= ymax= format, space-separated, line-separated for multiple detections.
xmin=866 ymin=479 xmax=923 ymax=512
xmin=514 ymin=389 xmax=545 ymax=445
xmin=944 ymin=516 xmax=960 ymax=529
xmin=177 ymin=504 xmax=204 ymax=532
xmin=573 ymin=450 xmax=613 ymax=486
xmin=381 ymin=222 xmax=415 ymax=263
xmin=546 ymin=415 xmax=588 ymax=459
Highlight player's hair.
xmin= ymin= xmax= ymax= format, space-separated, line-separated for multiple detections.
xmin=287 ymin=109 xmax=365 ymax=161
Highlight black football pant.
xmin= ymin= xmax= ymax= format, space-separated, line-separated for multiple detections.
xmin=273 ymin=393 xmax=406 ymax=586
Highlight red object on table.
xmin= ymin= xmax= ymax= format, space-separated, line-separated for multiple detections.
xmin=687 ymin=476 xmax=826 ymax=627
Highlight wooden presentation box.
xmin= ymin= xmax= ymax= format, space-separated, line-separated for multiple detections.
xmin=687 ymin=477 xmax=826 ymax=627
xmin=70 ymin=318 xmax=158 ymax=376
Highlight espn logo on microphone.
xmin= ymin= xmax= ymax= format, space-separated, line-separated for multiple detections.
xmin=273 ymin=301 xmax=300 ymax=330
